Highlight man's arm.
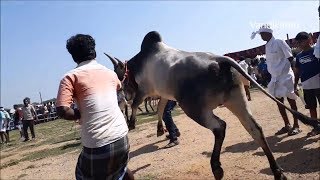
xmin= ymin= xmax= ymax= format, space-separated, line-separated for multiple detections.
xmin=56 ymin=106 xmax=80 ymax=120
xmin=278 ymin=39 xmax=294 ymax=66
xmin=56 ymin=75 xmax=79 ymax=121
xmin=31 ymin=106 xmax=38 ymax=120
xmin=294 ymin=67 xmax=300 ymax=90
xmin=287 ymin=57 xmax=296 ymax=69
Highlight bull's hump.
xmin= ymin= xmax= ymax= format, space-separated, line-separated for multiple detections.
xmin=141 ymin=31 xmax=162 ymax=51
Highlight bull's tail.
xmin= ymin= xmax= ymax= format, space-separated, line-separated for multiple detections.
xmin=219 ymin=56 xmax=320 ymax=129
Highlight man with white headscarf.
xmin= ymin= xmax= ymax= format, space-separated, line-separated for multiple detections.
xmin=251 ymin=24 xmax=301 ymax=136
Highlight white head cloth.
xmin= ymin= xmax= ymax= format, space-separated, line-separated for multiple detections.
xmin=251 ymin=24 xmax=273 ymax=39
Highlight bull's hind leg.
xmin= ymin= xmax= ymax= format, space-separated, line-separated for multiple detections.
xmin=179 ymin=103 xmax=226 ymax=180
xmin=224 ymin=87 xmax=287 ymax=180
xmin=208 ymin=114 xmax=226 ymax=180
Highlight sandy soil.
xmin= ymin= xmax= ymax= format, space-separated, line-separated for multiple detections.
xmin=1 ymin=91 xmax=319 ymax=180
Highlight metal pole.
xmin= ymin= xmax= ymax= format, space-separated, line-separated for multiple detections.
xmin=39 ymin=92 xmax=43 ymax=104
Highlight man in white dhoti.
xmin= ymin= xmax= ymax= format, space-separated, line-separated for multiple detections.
xmin=251 ymin=24 xmax=301 ymax=136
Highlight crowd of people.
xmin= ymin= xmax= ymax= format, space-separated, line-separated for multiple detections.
xmin=0 ymin=98 xmax=58 ymax=144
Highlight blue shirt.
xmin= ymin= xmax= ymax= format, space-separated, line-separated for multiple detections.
xmin=295 ymin=47 xmax=320 ymax=89
xmin=258 ymin=61 xmax=268 ymax=73
xmin=295 ymin=48 xmax=320 ymax=82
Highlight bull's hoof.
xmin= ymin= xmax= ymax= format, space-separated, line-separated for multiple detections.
xmin=213 ymin=167 xmax=224 ymax=180
xmin=275 ymin=173 xmax=287 ymax=180
xmin=274 ymin=169 xmax=287 ymax=180
xmin=157 ymin=124 xmax=167 ymax=137
xmin=157 ymin=129 xmax=165 ymax=137
xmin=157 ymin=127 xmax=167 ymax=137
xmin=128 ymin=121 xmax=135 ymax=130
xmin=274 ymin=167 xmax=287 ymax=180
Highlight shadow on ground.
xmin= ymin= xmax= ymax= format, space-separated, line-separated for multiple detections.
xmin=132 ymin=164 xmax=151 ymax=174
xmin=222 ymin=135 xmax=320 ymax=174
xmin=130 ymin=139 xmax=167 ymax=159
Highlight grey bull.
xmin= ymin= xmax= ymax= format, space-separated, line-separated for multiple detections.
xmin=105 ymin=31 xmax=320 ymax=180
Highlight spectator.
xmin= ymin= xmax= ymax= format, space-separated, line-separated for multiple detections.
xmin=294 ymin=32 xmax=320 ymax=137
xmin=56 ymin=34 xmax=133 ymax=180
xmin=43 ymin=104 xmax=49 ymax=121
xmin=258 ymin=58 xmax=271 ymax=87
xmin=21 ymin=97 xmax=38 ymax=141
xmin=48 ymin=102 xmax=54 ymax=120
xmin=238 ymin=56 xmax=252 ymax=101
xmin=251 ymin=24 xmax=301 ymax=136
xmin=13 ymin=105 xmax=24 ymax=139
xmin=163 ymin=100 xmax=181 ymax=148
xmin=3 ymin=109 xmax=12 ymax=142
xmin=0 ymin=107 xmax=9 ymax=143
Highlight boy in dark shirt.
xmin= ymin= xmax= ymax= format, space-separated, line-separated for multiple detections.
xmin=294 ymin=32 xmax=320 ymax=136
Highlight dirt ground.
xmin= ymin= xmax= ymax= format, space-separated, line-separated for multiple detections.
xmin=1 ymin=90 xmax=319 ymax=180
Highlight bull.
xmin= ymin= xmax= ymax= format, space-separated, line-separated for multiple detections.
xmin=105 ymin=31 xmax=320 ymax=180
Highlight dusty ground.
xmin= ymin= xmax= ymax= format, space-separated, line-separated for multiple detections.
xmin=1 ymin=90 xmax=319 ymax=180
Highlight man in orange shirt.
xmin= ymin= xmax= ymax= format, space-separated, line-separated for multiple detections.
xmin=56 ymin=34 xmax=133 ymax=180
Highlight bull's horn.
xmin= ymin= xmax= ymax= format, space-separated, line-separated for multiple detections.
xmin=115 ymin=57 xmax=125 ymax=67
xmin=115 ymin=57 xmax=122 ymax=63
xmin=104 ymin=53 xmax=118 ymax=66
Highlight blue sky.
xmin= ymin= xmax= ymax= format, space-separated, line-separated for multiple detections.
xmin=1 ymin=1 xmax=318 ymax=108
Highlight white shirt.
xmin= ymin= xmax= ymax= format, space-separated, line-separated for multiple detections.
xmin=239 ymin=60 xmax=249 ymax=73
xmin=314 ymin=35 xmax=320 ymax=58
xmin=302 ymin=74 xmax=320 ymax=90
xmin=56 ymin=60 xmax=128 ymax=148
xmin=265 ymin=36 xmax=293 ymax=78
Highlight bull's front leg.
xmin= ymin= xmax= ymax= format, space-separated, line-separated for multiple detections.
xmin=156 ymin=98 xmax=168 ymax=136
xmin=124 ymin=104 xmax=129 ymax=123
xmin=128 ymin=92 xmax=146 ymax=130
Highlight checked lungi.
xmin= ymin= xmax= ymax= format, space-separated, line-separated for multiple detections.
xmin=75 ymin=135 xmax=130 ymax=180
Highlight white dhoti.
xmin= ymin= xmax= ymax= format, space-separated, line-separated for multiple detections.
xmin=0 ymin=121 xmax=6 ymax=132
xmin=267 ymin=70 xmax=297 ymax=100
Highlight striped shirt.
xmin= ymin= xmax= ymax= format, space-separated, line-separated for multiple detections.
xmin=56 ymin=60 xmax=128 ymax=148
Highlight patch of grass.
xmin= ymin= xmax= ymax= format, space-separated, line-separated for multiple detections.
xmin=1 ymin=141 xmax=81 ymax=169
xmin=139 ymin=174 xmax=158 ymax=180
xmin=0 ymin=153 xmax=14 ymax=159
xmin=21 ymin=141 xmax=81 ymax=162
xmin=0 ymin=160 xmax=19 ymax=169
xmin=50 ymin=131 xmax=80 ymax=144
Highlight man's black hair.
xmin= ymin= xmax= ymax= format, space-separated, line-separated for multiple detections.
xmin=23 ymin=97 xmax=30 ymax=103
xmin=295 ymin=32 xmax=311 ymax=41
xmin=66 ymin=34 xmax=96 ymax=63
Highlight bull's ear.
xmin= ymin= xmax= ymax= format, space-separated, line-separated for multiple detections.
xmin=104 ymin=53 xmax=118 ymax=66
xmin=115 ymin=57 xmax=125 ymax=69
